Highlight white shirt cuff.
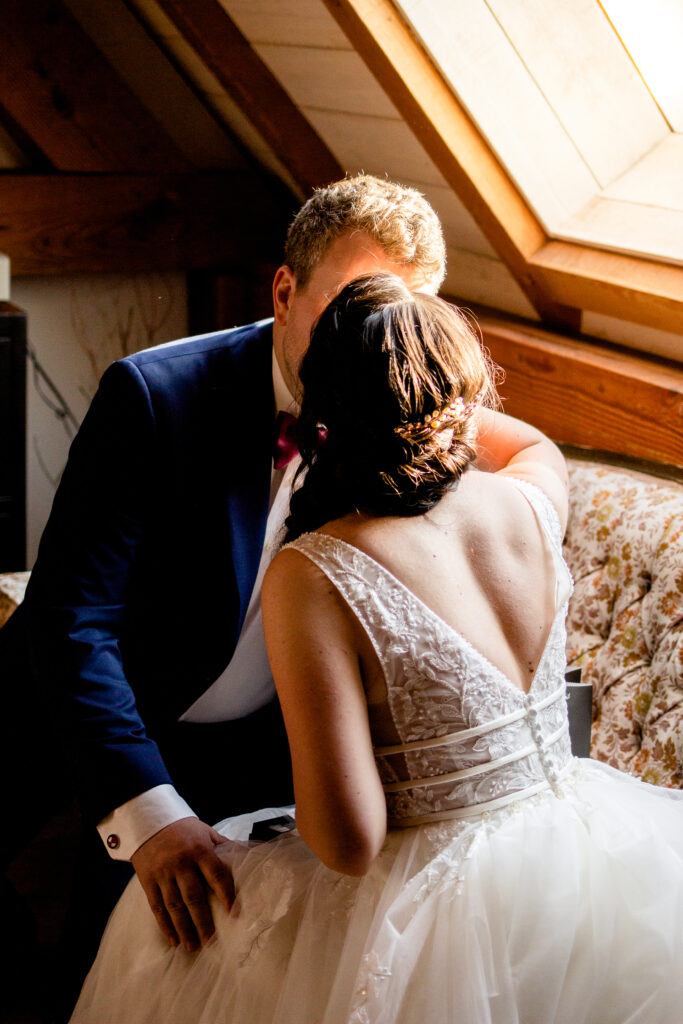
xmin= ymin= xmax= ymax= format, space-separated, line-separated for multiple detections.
xmin=96 ymin=784 xmax=197 ymax=861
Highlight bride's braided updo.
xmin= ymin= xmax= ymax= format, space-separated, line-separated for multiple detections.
xmin=284 ymin=274 xmax=497 ymax=542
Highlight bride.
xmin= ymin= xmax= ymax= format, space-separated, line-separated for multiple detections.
xmin=71 ymin=274 xmax=683 ymax=1023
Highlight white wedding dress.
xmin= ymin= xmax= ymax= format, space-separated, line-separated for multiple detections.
xmin=71 ymin=481 xmax=683 ymax=1024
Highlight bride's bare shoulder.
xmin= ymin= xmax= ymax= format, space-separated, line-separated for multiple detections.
xmin=264 ymin=542 xmax=325 ymax=591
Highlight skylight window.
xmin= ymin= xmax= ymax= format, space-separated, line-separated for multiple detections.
xmin=601 ymin=0 xmax=683 ymax=131
xmin=395 ymin=0 xmax=683 ymax=266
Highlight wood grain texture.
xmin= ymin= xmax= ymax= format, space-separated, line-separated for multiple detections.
xmin=397 ymin=0 xmax=598 ymax=226
xmin=557 ymin=195 xmax=683 ymax=268
xmin=532 ymin=241 xmax=683 ymax=336
xmin=222 ymin=0 xmax=352 ymax=49
xmin=444 ymin=247 xmax=538 ymax=320
xmin=0 ymin=173 xmax=292 ymax=275
xmin=255 ymin=44 xmax=400 ymax=119
xmin=304 ymin=108 xmax=447 ymax=187
xmin=156 ymin=0 xmax=343 ymax=194
xmin=62 ymin=0 xmax=246 ymax=170
xmin=323 ymin=0 xmax=683 ymax=338
xmin=480 ymin=316 xmax=683 ymax=468
xmin=581 ymin=311 xmax=682 ymax=364
xmin=0 ymin=0 xmax=190 ymax=172
xmin=480 ymin=0 xmax=665 ymax=187
xmin=321 ymin=0 xmax=579 ymax=330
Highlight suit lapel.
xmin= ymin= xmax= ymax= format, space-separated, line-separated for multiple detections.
xmin=210 ymin=320 xmax=275 ymax=641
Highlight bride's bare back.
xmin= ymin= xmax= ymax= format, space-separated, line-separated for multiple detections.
xmin=320 ymin=468 xmax=557 ymax=699
xmin=262 ymin=410 xmax=569 ymax=874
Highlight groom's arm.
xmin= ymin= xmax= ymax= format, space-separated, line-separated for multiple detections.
xmin=131 ymin=818 xmax=234 ymax=951
xmin=25 ymin=359 xmax=170 ymax=812
xmin=25 ymin=358 xmax=233 ymax=948
xmin=473 ymin=408 xmax=569 ymax=531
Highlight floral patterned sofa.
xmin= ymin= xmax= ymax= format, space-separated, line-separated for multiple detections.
xmin=1 ymin=459 xmax=682 ymax=787
xmin=564 ymin=460 xmax=683 ymax=787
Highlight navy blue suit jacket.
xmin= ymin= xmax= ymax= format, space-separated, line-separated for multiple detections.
xmin=16 ymin=319 xmax=275 ymax=823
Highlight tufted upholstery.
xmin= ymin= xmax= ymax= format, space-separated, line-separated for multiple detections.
xmin=2 ymin=461 xmax=682 ymax=788
xmin=564 ymin=461 xmax=683 ymax=787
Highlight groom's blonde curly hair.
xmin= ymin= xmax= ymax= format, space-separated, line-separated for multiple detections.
xmin=284 ymin=273 xmax=499 ymax=541
xmin=284 ymin=174 xmax=446 ymax=290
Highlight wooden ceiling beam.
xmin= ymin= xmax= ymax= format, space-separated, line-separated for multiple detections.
xmin=0 ymin=172 xmax=292 ymax=276
xmin=154 ymin=0 xmax=343 ymax=195
xmin=0 ymin=0 xmax=191 ymax=173
xmin=480 ymin=315 xmax=683 ymax=469
xmin=531 ymin=241 xmax=683 ymax=336
xmin=322 ymin=0 xmax=579 ymax=330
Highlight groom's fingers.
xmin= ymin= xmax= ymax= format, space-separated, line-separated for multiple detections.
xmin=201 ymin=837 xmax=235 ymax=913
xmin=169 ymin=874 xmax=207 ymax=952
xmin=137 ymin=877 xmax=181 ymax=948
xmin=131 ymin=817 xmax=234 ymax=951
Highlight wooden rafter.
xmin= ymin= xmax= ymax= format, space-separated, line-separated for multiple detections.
xmin=533 ymin=241 xmax=683 ymax=336
xmin=321 ymin=0 xmax=579 ymax=330
xmin=481 ymin=316 xmax=683 ymax=468
xmin=0 ymin=173 xmax=292 ymax=275
xmin=0 ymin=0 xmax=190 ymax=173
xmin=154 ymin=0 xmax=344 ymax=195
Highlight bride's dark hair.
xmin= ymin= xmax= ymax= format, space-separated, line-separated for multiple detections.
xmin=284 ymin=273 xmax=497 ymax=542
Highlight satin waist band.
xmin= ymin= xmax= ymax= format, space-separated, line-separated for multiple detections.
xmin=382 ymin=720 xmax=569 ymax=794
xmin=374 ymin=682 xmax=566 ymax=757
xmin=387 ymin=759 xmax=575 ymax=827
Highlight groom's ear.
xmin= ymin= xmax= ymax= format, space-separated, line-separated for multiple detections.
xmin=272 ymin=265 xmax=297 ymax=326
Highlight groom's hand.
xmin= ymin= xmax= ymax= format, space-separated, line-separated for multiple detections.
xmin=131 ymin=817 xmax=235 ymax=952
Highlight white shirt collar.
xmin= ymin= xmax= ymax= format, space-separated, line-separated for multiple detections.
xmin=272 ymin=347 xmax=297 ymax=415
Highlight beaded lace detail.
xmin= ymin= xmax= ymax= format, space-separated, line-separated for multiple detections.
xmin=286 ymin=479 xmax=574 ymax=825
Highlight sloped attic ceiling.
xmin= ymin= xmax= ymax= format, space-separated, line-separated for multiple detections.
xmin=1 ymin=0 xmax=683 ymax=362
xmin=0 ymin=0 xmax=297 ymax=279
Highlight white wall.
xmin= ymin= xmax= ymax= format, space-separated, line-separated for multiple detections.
xmin=11 ymin=272 xmax=187 ymax=566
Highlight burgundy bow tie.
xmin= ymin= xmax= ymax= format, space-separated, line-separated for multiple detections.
xmin=273 ymin=411 xmax=299 ymax=469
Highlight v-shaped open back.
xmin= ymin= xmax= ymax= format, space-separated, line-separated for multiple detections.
xmin=322 ymin=476 xmax=571 ymax=696
xmin=285 ymin=479 xmax=574 ymax=826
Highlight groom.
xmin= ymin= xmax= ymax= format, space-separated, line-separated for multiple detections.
xmin=1 ymin=175 xmax=446 ymax=975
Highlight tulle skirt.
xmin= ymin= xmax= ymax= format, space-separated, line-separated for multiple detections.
xmin=70 ymin=760 xmax=683 ymax=1024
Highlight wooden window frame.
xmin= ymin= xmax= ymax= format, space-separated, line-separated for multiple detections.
xmin=322 ymin=0 xmax=683 ymax=339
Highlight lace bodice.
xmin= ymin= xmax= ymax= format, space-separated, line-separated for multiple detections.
xmin=286 ymin=479 xmax=574 ymax=825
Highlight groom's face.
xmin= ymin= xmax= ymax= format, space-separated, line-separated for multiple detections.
xmin=272 ymin=230 xmax=438 ymax=400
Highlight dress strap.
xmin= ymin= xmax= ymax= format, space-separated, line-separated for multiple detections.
xmin=506 ymin=477 xmax=573 ymax=610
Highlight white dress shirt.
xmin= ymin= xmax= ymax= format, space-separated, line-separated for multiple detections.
xmin=97 ymin=350 xmax=300 ymax=859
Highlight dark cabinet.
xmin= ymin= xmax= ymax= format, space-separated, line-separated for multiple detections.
xmin=0 ymin=302 xmax=26 ymax=570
